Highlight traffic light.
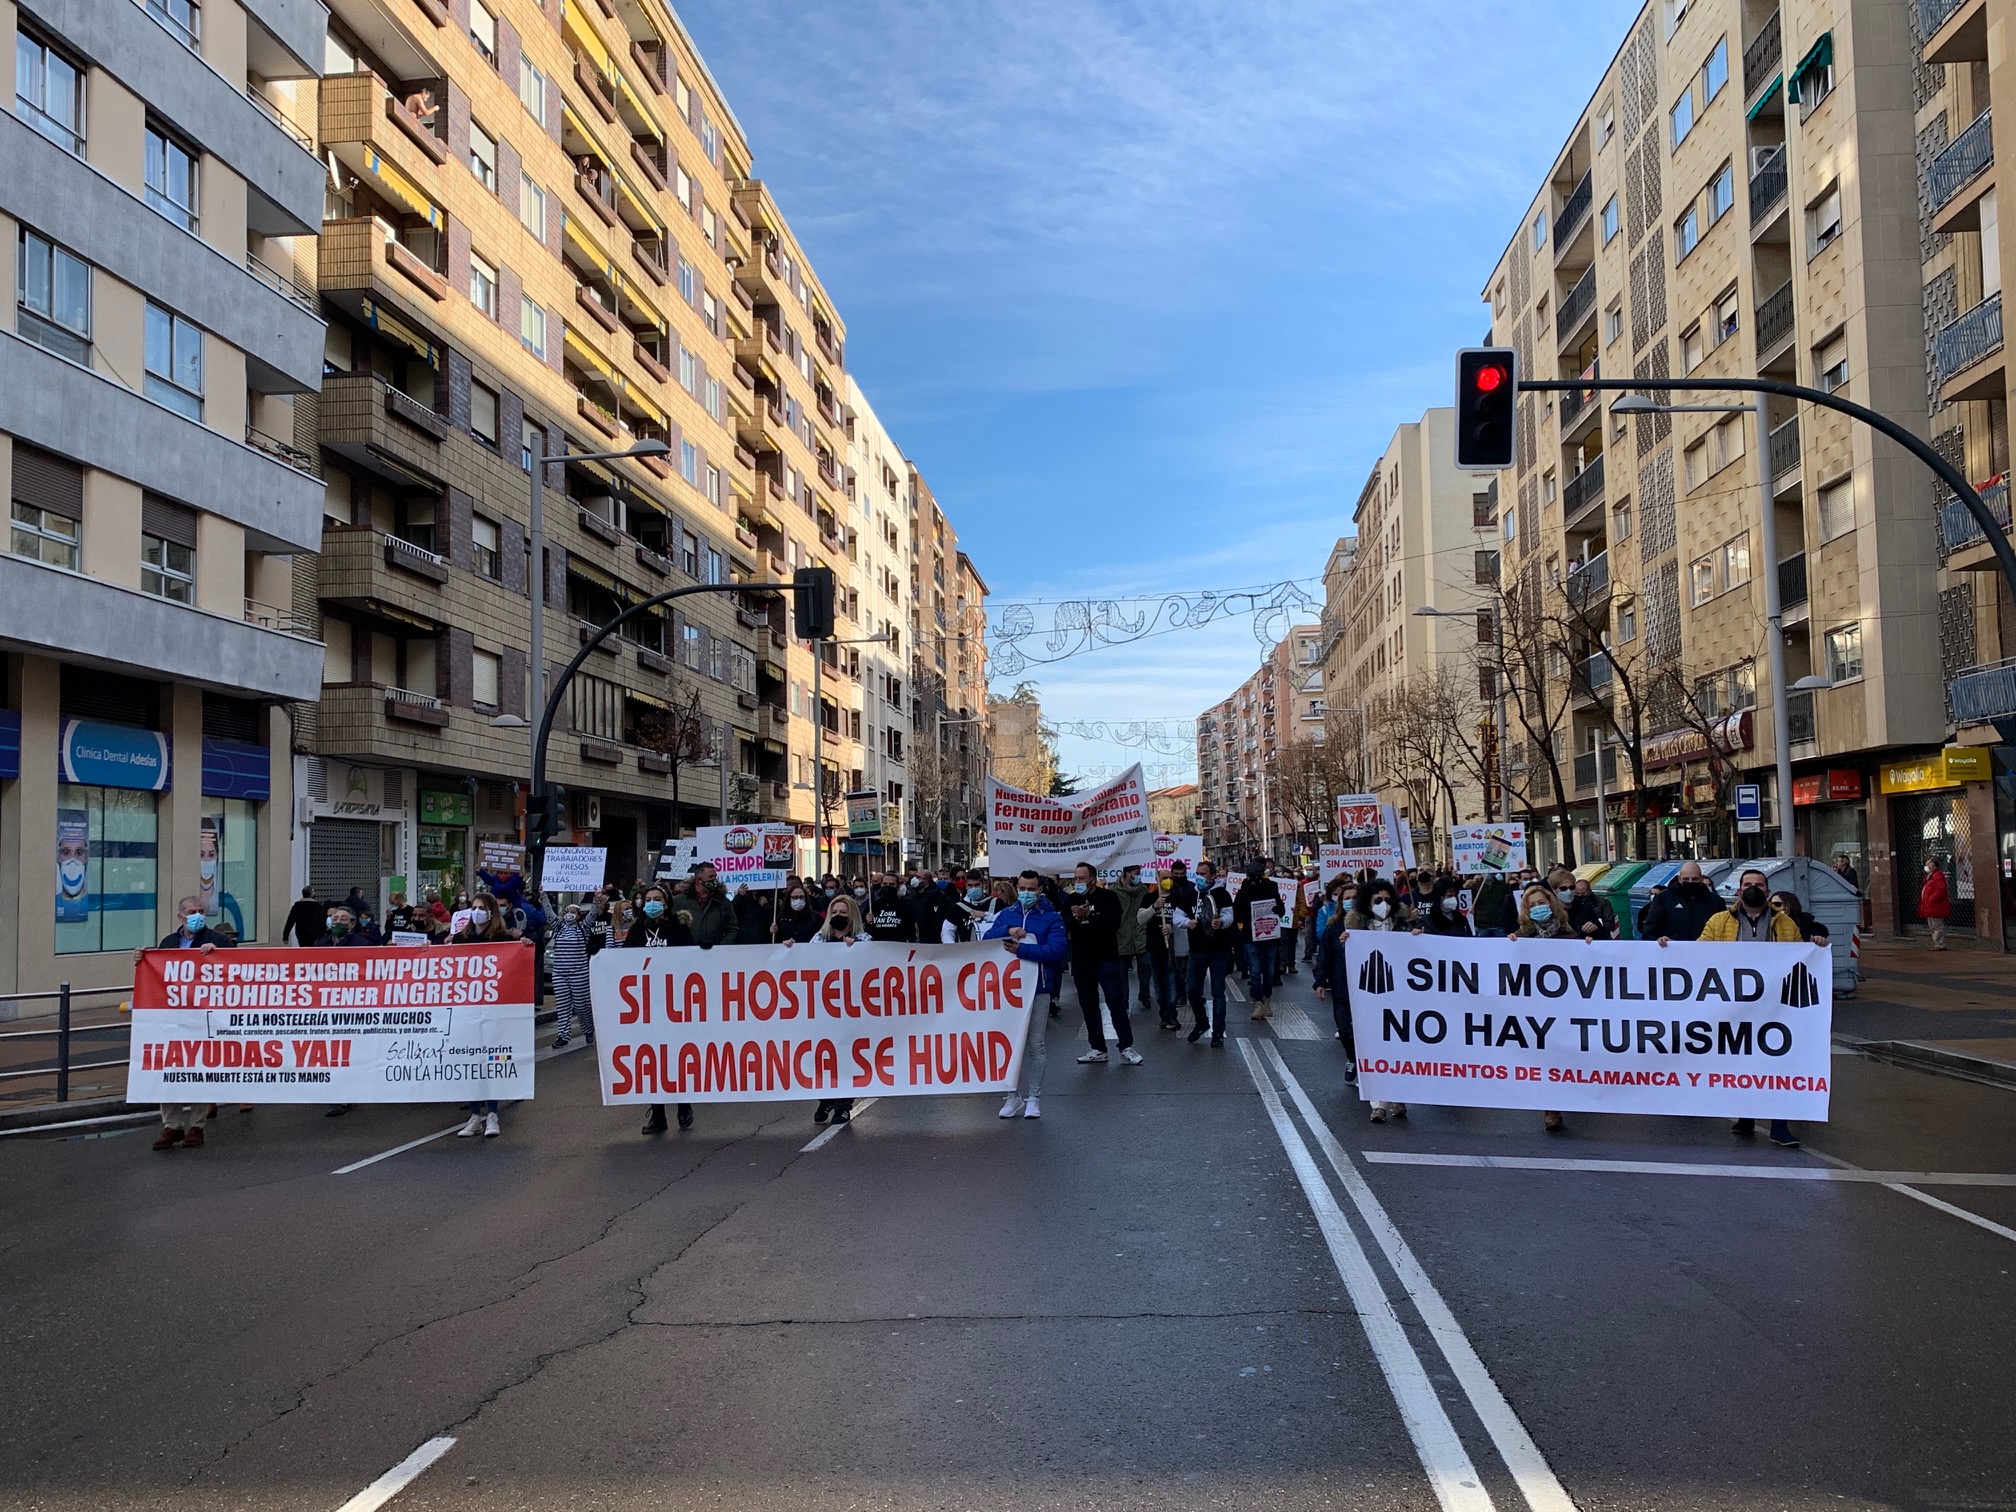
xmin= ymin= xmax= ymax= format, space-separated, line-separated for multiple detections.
xmin=793 ymin=564 xmax=836 ymax=640
xmin=525 ymin=787 xmax=566 ymax=848
xmin=1455 ymin=347 xmax=1517 ymax=469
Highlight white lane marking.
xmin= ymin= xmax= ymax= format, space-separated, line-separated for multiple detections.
xmin=0 ymin=1111 xmax=157 ymax=1139
xmin=801 ymin=1097 xmax=878 ymax=1153
xmin=1362 ymin=1152 xmax=2016 ymax=1187
xmin=332 ymin=1124 xmax=465 ymax=1176
xmin=1268 ymin=1001 xmax=1324 ymax=1041
xmin=1806 ymin=1149 xmax=2016 ymax=1245
xmin=1236 ymin=1041 xmax=1496 ymax=1512
xmin=336 ymin=1435 xmax=457 ymax=1512
xmin=1261 ymin=1043 xmax=1578 ymax=1512
xmin=1227 ymin=976 xmax=1248 ymax=1004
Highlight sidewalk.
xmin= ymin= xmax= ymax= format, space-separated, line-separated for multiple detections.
xmin=1840 ymin=938 xmax=2016 ymax=1089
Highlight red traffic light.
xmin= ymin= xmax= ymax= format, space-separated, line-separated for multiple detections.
xmin=1473 ymin=364 xmax=1508 ymax=394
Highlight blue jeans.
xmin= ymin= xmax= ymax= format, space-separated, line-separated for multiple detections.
xmin=1129 ymin=952 xmax=1154 ymax=1004
xmin=1245 ymin=941 xmax=1276 ymax=1000
xmin=1149 ymin=950 xmax=1179 ymax=1017
xmin=1187 ymin=951 xmax=1232 ymax=1036
xmin=464 ymin=1099 xmax=498 ymax=1114
xmin=1072 ymin=957 xmax=1133 ymax=1051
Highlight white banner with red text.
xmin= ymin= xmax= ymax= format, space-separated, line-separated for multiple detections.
xmin=127 ymin=943 xmax=536 ymax=1103
xmin=1343 ymin=934 xmax=1831 ymax=1118
xmin=985 ymin=765 xmax=1156 ymax=877
xmin=589 ymin=940 xmax=1036 ymax=1103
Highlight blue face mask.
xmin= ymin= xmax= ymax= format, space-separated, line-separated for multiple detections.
xmin=967 ymin=888 xmax=986 ymax=902
xmin=1531 ymin=905 xmax=1553 ymax=923
xmin=643 ymin=900 xmax=666 ymax=918
xmin=185 ymin=912 xmax=206 ymax=933
xmin=1017 ymin=890 xmax=1038 ymax=908
xmin=1072 ymin=881 xmax=1089 ymax=895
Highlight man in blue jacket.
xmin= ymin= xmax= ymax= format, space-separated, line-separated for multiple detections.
xmin=983 ymin=868 xmax=1068 ymax=1120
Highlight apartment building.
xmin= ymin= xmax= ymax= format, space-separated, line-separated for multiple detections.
xmin=906 ymin=467 xmax=989 ymax=869
xmin=1193 ymin=625 xmax=1320 ymax=861
xmin=1319 ymin=409 xmax=1500 ymax=850
xmin=842 ymin=379 xmax=913 ymax=873
xmin=1146 ymin=783 xmax=1199 ymax=837
xmin=1 ymin=0 xmax=326 ymax=995
xmin=987 ymin=685 xmax=1056 ymax=797
xmin=298 ymin=0 xmax=895 ymax=899
xmin=1481 ymin=0 xmax=1955 ymax=933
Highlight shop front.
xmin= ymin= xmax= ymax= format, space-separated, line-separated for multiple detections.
xmin=415 ymin=786 xmax=472 ymax=905
xmin=1879 ymin=748 xmax=1992 ymax=940
xmin=1793 ymin=769 xmax=1867 ymax=880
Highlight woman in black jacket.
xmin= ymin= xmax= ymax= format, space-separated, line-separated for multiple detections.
xmin=732 ymin=883 xmax=778 ymax=944
xmin=624 ymin=885 xmax=696 ymax=1134
xmin=776 ymin=882 xmax=822 ymax=943
xmin=1420 ymin=876 xmax=1474 ymax=937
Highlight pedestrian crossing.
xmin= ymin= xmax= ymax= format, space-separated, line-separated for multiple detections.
xmin=1268 ymin=1002 xmax=1325 ymax=1041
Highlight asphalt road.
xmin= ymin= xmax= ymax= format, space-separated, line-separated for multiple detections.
xmin=4 ymin=965 xmax=2014 ymax=1512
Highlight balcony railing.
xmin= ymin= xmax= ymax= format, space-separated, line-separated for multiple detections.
xmin=1786 ymin=687 xmax=1817 ymax=745
xmin=245 ymin=424 xmax=319 ymax=475
xmin=1937 ymin=477 xmax=2013 ymax=555
xmin=1744 ymin=11 xmax=1782 ymax=98
xmin=1555 ymin=171 xmax=1594 ymax=251
xmin=1565 ymin=550 xmax=1610 ymax=608
xmin=1769 ymin=415 xmax=1801 ymax=479
xmin=1929 ymin=111 xmax=1994 ymax=213
xmin=1749 ymin=147 xmax=1788 ymax=225
xmin=1952 ymin=658 xmax=2016 ymax=724
xmin=1935 ymin=293 xmax=2004 ymax=383
xmin=1558 ymin=265 xmax=1597 ymax=336
xmin=1918 ymin=0 xmax=1967 ymax=40
xmin=1777 ymin=552 xmax=1807 ymax=609
xmin=1559 ymin=360 xmax=1599 ymax=430
xmin=1756 ymin=278 xmax=1794 ymax=353
xmin=247 ymin=251 xmax=316 ymax=311
xmin=1563 ymin=455 xmax=1606 ymax=519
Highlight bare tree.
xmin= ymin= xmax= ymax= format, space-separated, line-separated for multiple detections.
xmin=1498 ymin=567 xmax=1578 ymax=866
xmin=1272 ymin=736 xmax=1358 ymax=853
xmin=632 ymin=685 xmax=711 ymax=832
xmin=906 ymin=727 xmax=948 ymax=870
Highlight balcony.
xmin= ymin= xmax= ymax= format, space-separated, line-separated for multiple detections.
xmin=1937 ymin=477 xmax=2013 ymax=556
xmin=1557 ymin=265 xmax=1597 ymax=344
xmin=318 ymin=372 xmax=451 ymax=492
xmin=1553 ymin=171 xmax=1593 ymax=257
xmin=1929 ymin=112 xmax=1994 ymax=226
xmin=1756 ymin=279 xmax=1795 ymax=359
xmin=1744 ymin=11 xmax=1782 ymax=99
xmin=1562 ymin=455 xmax=1606 ymax=524
xmin=384 ymin=685 xmax=450 ymax=727
xmin=1786 ymin=688 xmax=1817 ymax=746
xmin=319 ymin=73 xmax=448 ymax=199
xmin=1777 ymin=552 xmax=1808 ymax=614
xmin=317 ymin=217 xmax=448 ymax=326
xmin=1559 ymin=361 xmax=1600 ymax=438
xmin=1565 ymin=550 xmax=1610 ymax=611
xmin=1934 ymin=293 xmax=2004 ymax=394
xmin=1572 ymin=745 xmax=1620 ymax=791
xmin=318 ymin=526 xmax=453 ymax=624
xmin=1922 ymin=0 xmax=1987 ymax=65
xmin=1749 ymin=148 xmax=1788 ymax=229
xmin=1769 ymin=415 xmax=1801 ymax=481
xmin=1919 ymin=0 xmax=1967 ymax=37
xmin=1952 ymin=658 xmax=2016 ymax=724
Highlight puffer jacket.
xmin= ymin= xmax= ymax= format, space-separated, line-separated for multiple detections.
xmin=1110 ymin=879 xmax=1153 ymax=956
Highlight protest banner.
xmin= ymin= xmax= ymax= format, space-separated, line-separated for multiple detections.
xmin=1098 ymin=831 xmax=1202 ymax=882
xmin=1449 ymin=823 xmax=1528 ymax=874
xmin=541 ymin=846 xmax=608 ymax=892
xmin=661 ymin=824 xmax=797 ymax=890
xmin=1332 ymin=795 xmax=1405 ymax=875
xmin=985 ymin=765 xmax=1155 ymax=877
xmin=589 ymin=941 xmax=1035 ymax=1103
xmin=1344 ymin=934 xmax=1831 ymax=1118
xmin=127 ymin=943 xmax=535 ymax=1103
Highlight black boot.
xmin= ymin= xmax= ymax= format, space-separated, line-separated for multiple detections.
xmin=677 ymin=1104 xmax=694 ymax=1130
xmin=641 ymin=1104 xmax=668 ymax=1135
xmin=813 ymin=1101 xmax=832 ymax=1124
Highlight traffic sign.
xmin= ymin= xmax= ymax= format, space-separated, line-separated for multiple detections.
xmin=1734 ymin=783 xmax=1762 ymax=822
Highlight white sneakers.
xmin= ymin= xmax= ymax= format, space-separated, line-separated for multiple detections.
xmin=484 ymin=1111 xmax=501 ymax=1138
xmin=1022 ymin=1096 xmax=1041 ymax=1118
xmin=1076 ymin=1049 xmax=1108 ymax=1064
xmin=1119 ymin=1048 xmax=1144 ymax=1066
xmin=457 ymin=1114 xmax=484 ymax=1137
xmin=999 ymin=1094 xmax=1024 ymax=1119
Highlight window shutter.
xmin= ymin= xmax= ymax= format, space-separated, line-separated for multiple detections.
xmin=12 ymin=444 xmax=83 ymax=520
xmin=142 ymin=493 xmax=198 ymax=548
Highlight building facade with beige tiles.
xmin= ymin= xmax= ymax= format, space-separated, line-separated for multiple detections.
xmin=1194 ymin=624 xmax=1321 ymax=861
xmin=1478 ymin=0 xmax=2001 ymax=939
xmin=0 ymin=0 xmax=326 ymax=1000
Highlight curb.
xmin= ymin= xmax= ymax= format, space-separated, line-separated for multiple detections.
xmin=1857 ymin=1038 xmax=2016 ymax=1092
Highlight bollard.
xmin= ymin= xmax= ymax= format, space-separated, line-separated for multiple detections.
xmin=56 ymin=981 xmax=72 ymax=1104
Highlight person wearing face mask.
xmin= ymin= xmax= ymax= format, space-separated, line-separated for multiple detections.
xmin=794 ymin=896 xmax=871 ymax=1124
xmin=1143 ymin=873 xmax=1188 ymax=1030
xmin=983 ymin=869 xmax=1069 ymax=1118
xmin=547 ymin=901 xmax=595 ymax=1051
xmin=1233 ymin=865 xmax=1285 ymax=1019
xmin=1063 ymin=862 xmax=1140 ymax=1065
xmin=864 ymin=873 xmax=916 ymax=942
xmin=624 ymin=885 xmax=698 ymax=1134
xmin=443 ymin=895 xmax=517 ymax=1138
xmin=676 ymin=863 xmax=739 ymax=946
xmin=1567 ymin=876 xmax=1618 ymax=941
xmin=1917 ymin=857 xmax=1952 ymax=950
xmin=1109 ymin=863 xmax=1155 ymax=1014
xmin=1421 ymin=877 xmax=1472 ymax=937
xmin=1509 ymin=882 xmax=1575 ymax=1133
xmin=778 ymin=884 xmax=823 ymax=943
xmin=146 ymin=895 xmax=234 ymax=1150
xmin=1317 ymin=881 xmax=1415 ymax=1104
xmin=733 ymin=881 xmax=777 ymax=945
xmin=1696 ymin=867 xmax=1805 ymax=1147
xmin=1185 ymin=861 xmax=1239 ymax=1045
xmin=1638 ymin=860 xmax=1725 ymax=945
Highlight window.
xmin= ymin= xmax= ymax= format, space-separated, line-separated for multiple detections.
xmin=1689 ymin=550 xmax=1719 ymax=604
xmin=1808 ymin=187 xmax=1842 ymax=256
xmin=141 ymin=534 xmax=195 ymax=602
xmin=1504 ymin=507 xmax=1517 ymax=542
xmin=1613 ymin=501 xmax=1633 ymax=542
xmin=1826 ymin=623 xmax=1864 ymax=683
xmin=146 ymin=0 xmax=201 ymax=49
xmin=1729 ymin=661 xmax=1756 ymax=710
xmin=1618 ymin=602 xmax=1639 ymax=642
xmin=1704 ymin=37 xmax=1728 ymax=100
xmin=1675 ymin=204 xmax=1700 ymax=259
xmin=473 ymin=649 xmax=502 ymax=708
xmin=1601 ymin=195 xmax=1619 ymax=242
xmin=144 ymin=303 xmax=203 ymax=419
xmin=1597 ymin=99 xmax=1616 ymax=148
xmin=1713 ymin=285 xmax=1739 ymax=344
xmin=518 ymin=174 xmax=546 ymax=238
xmin=200 ymin=798 xmax=258 ymax=940
xmin=1707 ymin=161 xmax=1734 ymax=223
xmin=1670 ymin=86 xmax=1695 ymax=150
xmin=1542 ymin=469 xmax=1557 ymax=504
xmin=144 ymin=124 xmax=199 ymax=233
xmin=570 ymin=674 xmax=622 ymax=740
xmin=1682 ymin=323 xmax=1705 ymax=373
xmin=1532 ymin=207 xmax=1548 ymax=250
xmin=1474 ymin=549 xmax=1500 ymax=585
xmin=469 ymin=122 xmax=497 ymax=191
xmin=1684 ymin=438 xmax=1708 ymax=489
xmin=518 ymin=57 xmax=546 ymax=119
xmin=1816 ymin=333 xmax=1848 ymax=393
xmin=520 ymin=296 xmax=545 ymax=359
xmin=471 ymin=380 xmax=499 ymax=444
xmin=16 ymin=226 xmax=90 ymax=363
xmin=1818 ymin=478 xmax=1855 ymax=542
xmin=1604 ymin=299 xmax=1624 ymax=344
xmin=16 ymin=30 xmax=85 ymax=154
xmin=56 ymin=785 xmax=159 ymax=955
xmin=1536 ymin=295 xmax=1550 ymax=333
xmin=469 ymin=0 xmax=497 ymax=63
xmin=472 ymin=514 xmax=501 ymax=579
xmin=680 ymin=440 xmax=699 ymax=484
xmin=469 ymin=253 xmax=496 ymax=316
xmin=1711 ymin=414 xmax=1746 ymax=471
xmin=1796 ymin=46 xmax=1835 ymax=116
xmin=11 ymin=502 xmax=79 ymax=568
xmin=1722 ymin=532 xmax=1752 ymax=588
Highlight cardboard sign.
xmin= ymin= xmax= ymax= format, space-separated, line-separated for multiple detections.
xmin=541 ymin=846 xmax=608 ymax=892
xmin=1448 ymin=823 xmax=1528 ymax=874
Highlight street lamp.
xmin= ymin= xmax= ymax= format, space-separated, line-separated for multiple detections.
xmin=1414 ymin=604 xmax=1513 ymax=826
xmin=1610 ymin=392 xmax=1798 ymax=854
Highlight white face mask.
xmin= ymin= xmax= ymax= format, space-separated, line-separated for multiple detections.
xmin=469 ymin=908 xmax=490 ymax=925
xmin=1370 ymin=900 xmax=1391 ymax=920
xmin=1440 ymin=897 xmax=1458 ymax=914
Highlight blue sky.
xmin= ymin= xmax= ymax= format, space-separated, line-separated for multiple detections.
xmin=678 ymin=0 xmax=1642 ymax=785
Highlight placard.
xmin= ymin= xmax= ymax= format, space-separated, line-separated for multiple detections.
xmin=1332 ymin=794 xmax=1405 ymax=875
xmin=479 ymin=840 xmax=525 ymax=874
xmin=1448 ymin=823 xmax=1528 ymax=874
xmin=1098 ymin=832 xmax=1203 ymax=882
xmin=1250 ymin=911 xmax=1281 ymax=942
xmin=541 ymin=846 xmax=608 ymax=892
